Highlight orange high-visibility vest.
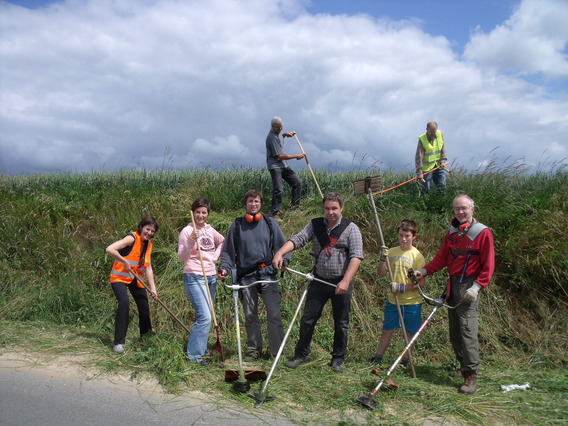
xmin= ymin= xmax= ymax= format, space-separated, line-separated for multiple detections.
xmin=109 ymin=231 xmax=152 ymax=286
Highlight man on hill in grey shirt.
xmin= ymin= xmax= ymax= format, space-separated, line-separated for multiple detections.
xmin=265 ymin=116 xmax=304 ymax=221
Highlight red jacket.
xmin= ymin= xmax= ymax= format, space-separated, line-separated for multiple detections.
xmin=424 ymin=220 xmax=495 ymax=295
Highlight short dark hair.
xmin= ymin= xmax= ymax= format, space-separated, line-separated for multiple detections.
xmin=137 ymin=216 xmax=159 ymax=233
xmin=323 ymin=192 xmax=344 ymax=207
xmin=242 ymin=190 xmax=263 ymax=206
xmin=397 ymin=219 xmax=417 ymax=236
xmin=192 ymin=197 xmax=211 ymax=214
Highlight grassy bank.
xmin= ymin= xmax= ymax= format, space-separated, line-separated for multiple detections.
xmin=1 ymin=165 xmax=567 ymax=424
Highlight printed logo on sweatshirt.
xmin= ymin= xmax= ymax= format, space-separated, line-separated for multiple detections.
xmin=198 ymin=235 xmax=215 ymax=252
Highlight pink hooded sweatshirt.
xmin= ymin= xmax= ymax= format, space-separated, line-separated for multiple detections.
xmin=178 ymin=223 xmax=224 ymax=276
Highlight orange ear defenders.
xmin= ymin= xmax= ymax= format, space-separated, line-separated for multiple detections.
xmin=451 ymin=217 xmax=470 ymax=233
xmin=245 ymin=213 xmax=263 ymax=223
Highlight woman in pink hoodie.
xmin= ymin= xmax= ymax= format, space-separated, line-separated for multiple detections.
xmin=178 ymin=198 xmax=224 ymax=366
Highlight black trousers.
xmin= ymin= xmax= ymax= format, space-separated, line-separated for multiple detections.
xmin=269 ymin=167 xmax=302 ymax=214
xmin=293 ymin=278 xmax=353 ymax=361
xmin=111 ymin=281 xmax=152 ymax=345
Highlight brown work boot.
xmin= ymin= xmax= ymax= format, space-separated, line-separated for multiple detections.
xmin=459 ymin=371 xmax=478 ymax=394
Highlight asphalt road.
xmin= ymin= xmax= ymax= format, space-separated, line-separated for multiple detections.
xmin=0 ymin=359 xmax=296 ymax=426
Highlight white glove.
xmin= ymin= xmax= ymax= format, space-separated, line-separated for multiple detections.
xmin=463 ymin=282 xmax=481 ymax=303
xmin=390 ymin=283 xmax=406 ymax=293
xmin=379 ymin=246 xmax=388 ymax=263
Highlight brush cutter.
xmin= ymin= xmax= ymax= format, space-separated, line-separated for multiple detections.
xmin=134 ymin=276 xmax=190 ymax=333
xmin=368 ymin=165 xmax=447 ymax=196
xmin=250 ymin=267 xmax=337 ymax=408
xmin=294 ymin=134 xmax=324 ymax=199
xmin=190 ymin=210 xmax=225 ymax=363
xmin=223 ymin=276 xmax=280 ymax=393
xmin=354 ymin=176 xmax=417 ymax=378
xmin=356 ymin=268 xmax=462 ymax=410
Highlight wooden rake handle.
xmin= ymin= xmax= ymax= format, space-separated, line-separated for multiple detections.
xmin=134 ymin=276 xmax=190 ymax=333
xmin=189 ymin=210 xmax=220 ymax=328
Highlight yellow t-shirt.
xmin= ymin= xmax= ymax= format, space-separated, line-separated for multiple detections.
xmin=386 ymin=246 xmax=425 ymax=305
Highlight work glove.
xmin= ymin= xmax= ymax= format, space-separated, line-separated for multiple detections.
xmin=379 ymin=246 xmax=388 ymax=263
xmin=390 ymin=282 xmax=406 ymax=293
xmin=463 ymin=282 xmax=481 ymax=303
xmin=413 ymin=268 xmax=427 ymax=279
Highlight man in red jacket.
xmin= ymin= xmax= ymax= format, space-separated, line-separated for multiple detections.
xmin=415 ymin=194 xmax=494 ymax=395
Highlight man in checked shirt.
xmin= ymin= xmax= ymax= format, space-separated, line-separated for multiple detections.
xmin=273 ymin=192 xmax=364 ymax=373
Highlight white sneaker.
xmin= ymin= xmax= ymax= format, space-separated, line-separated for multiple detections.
xmin=113 ymin=344 xmax=125 ymax=354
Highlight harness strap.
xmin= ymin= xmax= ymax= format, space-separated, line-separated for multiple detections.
xmin=311 ymin=217 xmax=351 ymax=248
xmin=451 ymin=249 xmax=480 ymax=257
xmin=311 ymin=217 xmax=351 ymax=271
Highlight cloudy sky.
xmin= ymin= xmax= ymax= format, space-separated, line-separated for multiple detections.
xmin=1 ymin=0 xmax=567 ymax=175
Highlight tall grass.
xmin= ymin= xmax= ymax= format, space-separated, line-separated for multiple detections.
xmin=1 ymin=163 xmax=567 ymax=423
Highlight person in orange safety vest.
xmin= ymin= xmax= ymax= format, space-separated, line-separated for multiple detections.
xmin=106 ymin=216 xmax=159 ymax=354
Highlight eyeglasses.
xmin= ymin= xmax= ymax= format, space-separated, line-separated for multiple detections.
xmin=453 ymin=206 xmax=471 ymax=212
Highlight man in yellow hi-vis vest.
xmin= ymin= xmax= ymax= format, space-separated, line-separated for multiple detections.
xmin=415 ymin=121 xmax=449 ymax=195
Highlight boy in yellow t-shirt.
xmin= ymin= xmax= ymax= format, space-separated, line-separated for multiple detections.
xmin=369 ymin=219 xmax=425 ymax=367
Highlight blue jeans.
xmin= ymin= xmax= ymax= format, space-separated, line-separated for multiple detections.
xmin=269 ymin=167 xmax=302 ymax=215
xmin=421 ymin=168 xmax=447 ymax=195
xmin=184 ymin=273 xmax=216 ymax=362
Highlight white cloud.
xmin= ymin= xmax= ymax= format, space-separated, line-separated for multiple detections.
xmin=464 ymin=0 xmax=568 ymax=78
xmin=0 ymin=0 xmax=567 ymax=176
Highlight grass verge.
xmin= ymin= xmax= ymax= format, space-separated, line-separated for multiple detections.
xmin=2 ymin=320 xmax=566 ymax=425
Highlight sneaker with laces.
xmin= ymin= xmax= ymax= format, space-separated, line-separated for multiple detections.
xmin=368 ymin=354 xmax=383 ymax=365
xmin=330 ymin=358 xmax=344 ymax=373
xmin=285 ymin=357 xmax=307 ymax=369
xmin=113 ymin=344 xmax=125 ymax=354
xmin=243 ymin=350 xmax=260 ymax=362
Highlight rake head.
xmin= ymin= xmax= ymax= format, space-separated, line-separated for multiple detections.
xmin=212 ymin=334 xmax=225 ymax=363
xmin=353 ymin=176 xmax=381 ymax=195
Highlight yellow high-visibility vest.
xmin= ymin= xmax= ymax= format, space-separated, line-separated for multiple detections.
xmin=419 ymin=130 xmax=444 ymax=172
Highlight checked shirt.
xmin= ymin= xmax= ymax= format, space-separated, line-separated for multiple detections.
xmin=289 ymin=217 xmax=364 ymax=280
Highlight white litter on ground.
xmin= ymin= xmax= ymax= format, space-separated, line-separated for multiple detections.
xmin=501 ymin=382 xmax=531 ymax=392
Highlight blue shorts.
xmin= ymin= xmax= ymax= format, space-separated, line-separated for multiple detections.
xmin=382 ymin=300 xmax=422 ymax=334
